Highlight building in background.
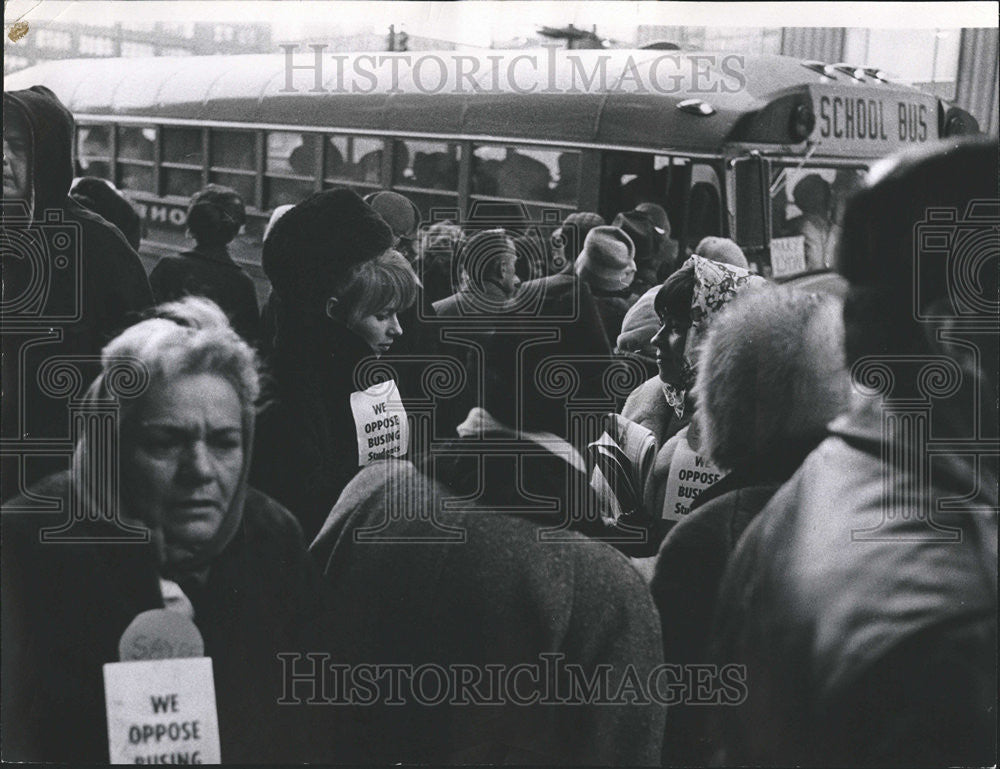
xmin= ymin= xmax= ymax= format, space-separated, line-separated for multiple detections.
xmin=3 ymin=20 xmax=272 ymax=72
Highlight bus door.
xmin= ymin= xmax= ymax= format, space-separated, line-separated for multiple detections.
xmin=600 ymin=151 xmax=724 ymax=256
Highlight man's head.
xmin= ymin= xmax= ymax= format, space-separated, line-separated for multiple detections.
xmin=838 ymin=138 xmax=998 ymax=371
xmin=187 ymin=185 xmax=246 ymax=248
xmin=793 ymin=174 xmax=832 ymax=218
xmin=455 ymin=228 xmax=519 ymax=299
xmin=3 ymin=86 xmax=75 ymax=219
xmin=549 ymin=211 xmax=605 ymax=273
xmin=3 ymin=102 xmax=33 ymax=213
xmin=364 ymin=190 xmax=421 ymax=246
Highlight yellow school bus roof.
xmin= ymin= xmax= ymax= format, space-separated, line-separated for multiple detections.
xmin=5 ymin=50 xmax=965 ymax=158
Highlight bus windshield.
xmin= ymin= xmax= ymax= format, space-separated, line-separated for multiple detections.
xmin=769 ymin=164 xmax=867 ymax=277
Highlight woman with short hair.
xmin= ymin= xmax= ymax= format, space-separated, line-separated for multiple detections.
xmin=1 ymin=297 xmax=322 ymax=763
xmin=252 ymin=188 xmax=421 ymax=540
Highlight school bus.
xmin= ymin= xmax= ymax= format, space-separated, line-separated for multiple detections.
xmin=5 ymin=48 xmax=980 ymax=293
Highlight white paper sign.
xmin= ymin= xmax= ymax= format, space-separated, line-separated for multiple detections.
xmin=104 ymin=657 xmax=221 ymax=765
xmin=350 ymin=378 xmax=409 ymax=467
xmin=770 ymin=235 xmax=807 ymax=277
xmin=661 ymin=430 xmax=725 ymax=523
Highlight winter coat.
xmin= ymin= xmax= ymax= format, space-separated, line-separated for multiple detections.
xmin=709 ymin=400 xmax=998 ymax=766
xmin=308 ymin=460 xmax=667 ymax=765
xmin=1 ymin=472 xmax=323 ymax=764
xmin=1 ymin=87 xmax=153 ymax=498
xmin=431 ymin=281 xmax=512 ymax=317
xmin=589 ymin=287 xmax=634 ymax=345
xmin=150 ymin=245 xmax=261 ymax=346
xmin=251 ymin=312 xmax=391 ymax=541
xmin=621 ymin=377 xmax=690 ymax=451
xmin=427 ymin=407 xmax=620 ymax=546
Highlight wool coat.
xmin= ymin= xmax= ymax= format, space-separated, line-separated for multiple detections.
xmin=309 ymin=460 xmax=667 ymax=765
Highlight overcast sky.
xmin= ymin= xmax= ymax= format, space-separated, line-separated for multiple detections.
xmin=4 ymin=2 xmax=995 ymax=49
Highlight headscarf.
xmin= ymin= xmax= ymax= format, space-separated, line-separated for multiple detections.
xmin=661 ymin=255 xmax=767 ymax=418
xmin=71 ymin=303 xmax=257 ymax=578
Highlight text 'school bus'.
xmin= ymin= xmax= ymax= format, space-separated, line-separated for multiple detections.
xmin=6 ymin=49 xmax=979 ymax=293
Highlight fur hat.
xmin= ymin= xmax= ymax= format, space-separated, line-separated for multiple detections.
xmin=839 ymin=137 xmax=997 ymax=305
xmin=574 ymin=226 xmax=636 ymax=292
xmin=262 ymin=204 xmax=294 ymax=243
xmin=364 ymin=190 xmax=421 ymax=241
xmin=694 ymin=286 xmax=849 ymax=476
xmin=262 ymin=188 xmax=394 ymax=314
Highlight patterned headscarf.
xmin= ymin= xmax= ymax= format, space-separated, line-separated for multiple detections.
xmin=661 ymin=255 xmax=768 ymax=418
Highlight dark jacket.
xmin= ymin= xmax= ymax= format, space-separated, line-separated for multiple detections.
xmin=309 ymin=460 xmax=667 ymax=765
xmin=426 ymin=408 xmax=629 ymax=548
xmin=709 ymin=402 xmax=998 ymax=766
xmin=431 ymin=282 xmax=509 ymax=317
xmin=251 ymin=312 xmax=383 ymax=541
xmin=1 ymin=472 xmax=323 ymax=763
xmin=150 ymin=245 xmax=261 ymax=346
xmin=649 ymin=469 xmax=781 ymax=765
xmin=1 ymin=87 xmax=153 ymax=499
xmin=589 ymin=287 xmax=633 ymax=345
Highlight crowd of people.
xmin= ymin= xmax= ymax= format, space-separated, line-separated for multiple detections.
xmin=2 ymin=84 xmax=997 ymax=765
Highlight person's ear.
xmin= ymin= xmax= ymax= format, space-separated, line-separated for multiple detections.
xmin=325 ymin=297 xmax=340 ymax=319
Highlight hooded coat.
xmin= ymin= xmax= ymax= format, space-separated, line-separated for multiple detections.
xmin=308 ymin=460 xmax=667 ymax=765
xmin=1 ymin=86 xmax=153 ymax=498
xmin=1 ymin=361 xmax=324 ymax=763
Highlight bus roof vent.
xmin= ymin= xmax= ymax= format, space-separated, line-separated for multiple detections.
xmin=832 ymin=63 xmax=867 ymax=81
xmin=677 ymin=98 xmax=715 ymax=116
xmin=861 ymin=66 xmax=890 ymax=83
xmin=801 ymin=60 xmax=837 ymax=79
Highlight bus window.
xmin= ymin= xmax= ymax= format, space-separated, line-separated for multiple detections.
xmin=116 ymin=127 xmax=156 ymax=194
xmin=209 ymin=129 xmax=257 ymax=205
xmin=322 ymin=136 xmax=386 ymax=187
xmin=163 ymin=127 xmax=203 ymax=165
xmin=471 ymin=145 xmax=572 ymax=203
xmin=392 ymin=139 xmax=459 ymax=191
xmin=76 ymin=125 xmax=111 ymax=179
xmin=354 ymin=137 xmax=388 ymax=184
xmin=210 ymin=130 xmax=257 ymax=170
xmin=118 ymin=127 xmax=155 ymax=161
xmin=324 ymin=136 xmax=349 ymax=179
xmin=162 ymin=127 xmax=203 ymax=199
xmin=769 ymin=165 xmax=865 ymax=274
xmin=265 ymin=131 xmax=316 ymax=208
